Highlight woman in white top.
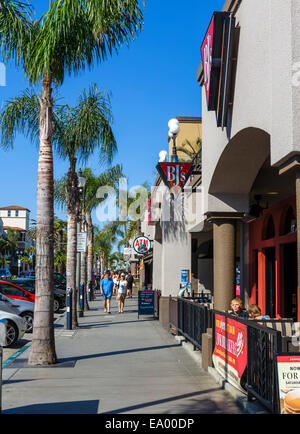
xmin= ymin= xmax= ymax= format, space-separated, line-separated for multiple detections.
xmin=113 ymin=273 xmax=119 ymax=295
xmin=116 ymin=273 xmax=127 ymax=313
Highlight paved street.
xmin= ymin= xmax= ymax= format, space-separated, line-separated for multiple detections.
xmin=1 ymin=295 xmax=244 ymax=414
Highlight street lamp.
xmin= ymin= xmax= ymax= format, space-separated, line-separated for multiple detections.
xmin=78 ymin=169 xmax=86 ymax=193
xmin=168 ymin=118 xmax=180 ymax=162
xmin=16 ymin=248 xmax=24 ymax=277
xmin=76 ymin=168 xmax=86 ymax=318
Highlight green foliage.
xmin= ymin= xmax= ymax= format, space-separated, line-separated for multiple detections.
xmin=0 ymin=0 xmax=144 ymax=85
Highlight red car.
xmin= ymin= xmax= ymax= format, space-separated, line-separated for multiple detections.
xmin=0 ymin=280 xmax=35 ymax=303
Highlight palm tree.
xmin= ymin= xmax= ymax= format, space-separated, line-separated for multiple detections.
xmin=176 ymin=137 xmax=202 ymax=162
xmin=0 ymin=0 xmax=144 ymax=365
xmin=53 ymin=86 xmax=117 ymax=326
xmin=82 ymin=165 xmax=124 ymax=299
xmin=94 ymin=222 xmax=124 ymax=273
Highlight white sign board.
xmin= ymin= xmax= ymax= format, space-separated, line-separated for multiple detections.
xmin=77 ymin=232 xmax=87 ymax=252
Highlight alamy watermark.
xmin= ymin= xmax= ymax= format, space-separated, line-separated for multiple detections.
xmin=95 ymin=177 xmax=204 ymax=226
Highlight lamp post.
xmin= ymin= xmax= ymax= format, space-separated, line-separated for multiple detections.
xmin=168 ymin=118 xmax=180 ymax=163
xmin=76 ymin=169 xmax=86 ymax=318
xmin=16 ymin=248 xmax=24 ymax=277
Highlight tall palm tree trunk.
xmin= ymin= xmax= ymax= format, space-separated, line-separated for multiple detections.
xmin=80 ymin=210 xmax=89 ymax=310
xmin=87 ymin=210 xmax=94 ymax=302
xmin=65 ymin=158 xmax=80 ymax=328
xmin=29 ymin=73 xmax=57 ymax=365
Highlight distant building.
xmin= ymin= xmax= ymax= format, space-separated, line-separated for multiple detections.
xmin=0 ymin=205 xmax=34 ymax=250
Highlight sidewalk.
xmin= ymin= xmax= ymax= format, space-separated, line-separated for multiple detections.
xmin=1 ymin=295 xmax=244 ymax=414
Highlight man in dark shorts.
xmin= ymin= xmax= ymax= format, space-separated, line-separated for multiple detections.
xmin=100 ymin=271 xmax=114 ymax=313
xmin=126 ymin=271 xmax=134 ymax=298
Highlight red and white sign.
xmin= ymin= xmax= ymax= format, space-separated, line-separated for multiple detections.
xmin=212 ymin=313 xmax=247 ymax=393
xmin=157 ymin=162 xmax=193 ymax=198
xmin=201 ymin=15 xmax=215 ymax=106
xmin=133 ymin=236 xmax=151 ymax=255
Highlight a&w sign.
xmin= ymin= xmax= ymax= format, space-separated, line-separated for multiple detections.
xmin=156 ymin=162 xmax=194 ymax=199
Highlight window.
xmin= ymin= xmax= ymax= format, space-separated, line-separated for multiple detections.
xmin=7 ymin=210 xmax=11 ymax=217
xmin=15 ymin=210 xmax=19 ymax=217
xmin=282 ymin=206 xmax=297 ymax=235
xmin=263 ymin=215 xmax=275 ymax=240
xmin=0 ymin=283 xmax=25 ymax=297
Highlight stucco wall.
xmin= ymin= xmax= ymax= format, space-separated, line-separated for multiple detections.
xmin=201 ymin=0 xmax=300 ymax=214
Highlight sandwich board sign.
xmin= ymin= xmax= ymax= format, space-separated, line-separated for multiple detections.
xmin=138 ymin=290 xmax=155 ymax=319
xmin=275 ymin=353 xmax=300 ymax=414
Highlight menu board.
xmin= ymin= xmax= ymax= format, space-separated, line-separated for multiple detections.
xmin=276 ymin=353 xmax=300 ymax=414
xmin=138 ymin=290 xmax=155 ymax=319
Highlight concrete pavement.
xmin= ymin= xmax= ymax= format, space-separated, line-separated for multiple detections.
xmin=1 ymin=295 xmax=244 ymax=414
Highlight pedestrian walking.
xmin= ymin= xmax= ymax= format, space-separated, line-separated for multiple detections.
xmin=116 ymin=272 xmax=127 ymax=313
xmin=100 ymin=271 xmax=114 ymax=314
xmin=126 ymin=271 xmax=134 ymax=298
xmin=113 ymin=272 xmax=119 ymax=295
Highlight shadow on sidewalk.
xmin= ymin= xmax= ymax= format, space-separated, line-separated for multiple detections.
xmin=101 ymin=388 xmax=222 ymax=414
xmin=3 ymin=399 xmax=99 ymax=414
xmin=80 ymin=319 xmax=155 ymax=329
xmin=59 ymin=343 xmax=181 ymax=364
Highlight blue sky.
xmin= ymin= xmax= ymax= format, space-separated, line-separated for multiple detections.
xmin=0 ymin=0 xmax=224 ymax=223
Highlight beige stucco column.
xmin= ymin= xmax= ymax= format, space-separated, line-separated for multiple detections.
xmin=212 ymin=218 xmax=236 ymax=311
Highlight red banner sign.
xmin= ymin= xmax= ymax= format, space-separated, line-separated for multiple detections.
xmin=213 ymin=313 xmax=247 ymax=392
xmin=156 ymin=162 xmax=193 ymax=198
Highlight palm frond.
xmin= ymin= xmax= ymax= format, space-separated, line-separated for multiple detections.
xmin=29 ymin=0 xmax=144 ymax=84
xmin=0 ymin=88 xmax=39 ymax=148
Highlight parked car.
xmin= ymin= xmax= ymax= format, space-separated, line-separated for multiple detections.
xmin=12 ymin=278 xmax=65 ymax=313
xmin=0 ymin=280 xmax=35 ymax=303
xmin=0 ymin=293 xmax=27 ymax=346
xmin=54 ymin=272 xmax=66 ymax=286
xmin=0 ymin=268 xmax=12 ymax=279
xmin=0 ymin=293 xmax=34 ymax=333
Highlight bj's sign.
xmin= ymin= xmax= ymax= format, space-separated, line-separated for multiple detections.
xmin=156 ymin=162 xmax=194 ymax=199
xmin=201 ymin=11 xmax=236 ymax=128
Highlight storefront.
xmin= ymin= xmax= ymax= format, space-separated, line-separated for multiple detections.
xmin=196 ymin=0 xmax=300 ymax=319
xmin=249 ymin=196 xmax=297 ymax=320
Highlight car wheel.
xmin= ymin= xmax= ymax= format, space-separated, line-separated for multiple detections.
xmin=54 ymin=298 xmax=60 ymax=313
xmin=5 ymin=320 xmax=18 ymax=347
xmin=21 ymin=311 xmax=34 ymax=333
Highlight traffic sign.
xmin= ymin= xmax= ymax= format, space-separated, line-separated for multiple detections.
xmin=77 ymin=232 xmax=87 ymax=252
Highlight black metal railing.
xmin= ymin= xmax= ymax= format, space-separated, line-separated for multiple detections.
xmin=212 ymin=310 xmax=284 ymax=414
xmin=247 ymin=319 xmax=282 ymax=413
xmin=169 ymin=296 xmax=178 ymax=331
xmin=177 ymin=298 xmax=211 ymax=350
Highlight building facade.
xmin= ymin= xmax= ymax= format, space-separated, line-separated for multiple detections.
xmin=196 ymin=0 xmax=300 ymax=320
xmin=142 ymin=0 xmax=300 ymax=327
xmin=0 ymin=205 xmax=33 ymax=251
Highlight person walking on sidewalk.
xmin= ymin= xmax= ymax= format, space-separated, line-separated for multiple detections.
xmin=113 ymin=272 xmax=119 ymax=296
xmin=116 ymin=272 xmax=127 ymax=313
xmin=100 ymin=271 xmax=114 ymax=314
xmin=126 ymin=271 xmax=134 ymax=298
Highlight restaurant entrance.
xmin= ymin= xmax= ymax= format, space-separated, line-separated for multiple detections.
xmin=283 ymin=242 xmax=298 ymax=321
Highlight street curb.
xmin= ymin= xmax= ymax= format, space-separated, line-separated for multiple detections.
xmin=173 ymin=334 xmax=269 ymax=414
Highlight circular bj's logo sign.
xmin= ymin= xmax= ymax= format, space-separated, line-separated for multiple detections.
xmin=133 ymin=236 xmax=151 ymax=255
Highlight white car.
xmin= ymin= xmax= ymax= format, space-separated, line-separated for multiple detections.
xmin=0 ymin=293 xmax=34 ymax=333
xmin=0 ymin=294 xmax=27 ymax=347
